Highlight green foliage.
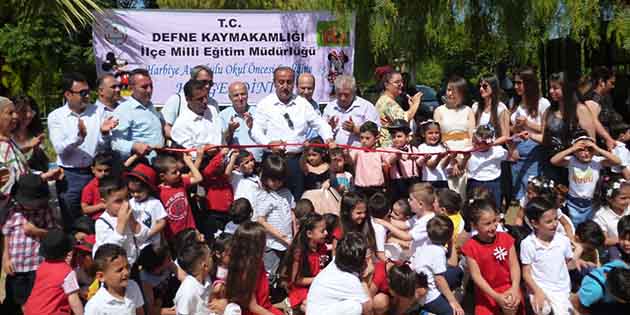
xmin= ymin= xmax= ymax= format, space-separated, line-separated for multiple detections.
xmin=0 ymin=17 xmax=93 ymax=111
xmin=3 ymin=0 xmax=103 ymax=33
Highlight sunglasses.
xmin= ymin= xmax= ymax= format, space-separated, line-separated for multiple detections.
xmin=109 ymin=84 xmax=122 ymax=89
xmin=480 ymin=83 xmax=490 ymax=90
xmin=69 ymin=89 xmax=90 ymax=97
xmin=140 ymin=84 xmax=153 ymax=89
xmin=199 ymin=80 xmax=214 ymax=87
xmin=283 ymin=113 xmax=294 ymax=129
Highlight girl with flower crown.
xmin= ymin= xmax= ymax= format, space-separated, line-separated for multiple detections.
xmin=594 ymin=176 xmax=630 ymax=247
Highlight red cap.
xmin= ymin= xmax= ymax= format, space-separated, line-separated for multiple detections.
xmin=125 ymin=163 xmax=158 ymax=192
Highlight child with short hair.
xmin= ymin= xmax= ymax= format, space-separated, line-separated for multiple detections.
xmin=461 ymin=199 xmax=523 ymax=315
xmin=224 ymin=197 xmax=253 ymax=234
xmin=385 ymin=119 xmax=421 ymax=202
xmin=23 ymin=229 xmax=83 ymax=315
xmin=254 ymin=154 xmax=295 ymax=283
xmin=294 ymin=198 xmax=315 ymax=233
xmin=610 ymin=122 xmax=630 ymax=179
xmin=155 ymin=152 xmax=203 ymax=241
xmin=412 ymin=215 xmax=464 ymax=315
xmin=551 ymin=134 xmax=621 ymax=226
xmin=230 ymin=149 xmax=260 ymax=202
xmin=349 ymin=121 xmax=395 ymax=199
xmin=201 ymin=147 xmax=235 ymax=237
xmin=126 ymin=163 xmax=167 ymax=248
xmin=137 ymin=244 xmax=177 ymax=315
xmin=368 ymin=192 xmax=390 ymax=261
xmin=2 ymin=174 xmax=58 ymax=311
xmin=387 ymin=264 xmax=429 ymax=315
xmin=464 ymin=124 xmax=508 ymax=209
xmin=521 ymin=197 xmax=577 ymax=315
xmin=81 ymin=152 xmax=114 ymax=220
xmin=174 ymin=241 xmax=213 ymax=315
xmin=574 ymin=220 xmax=606 ymax=267
xmin=594 ymin=176 xmax=630 ymax=247
xmin=571 ymin=261 xmax=630 ymax=313
xmin=85 ymin=244 xmax=144 ymax=314
xmin=94 ymin=176 xmax=149 ymax=266
xmin=374 ymin=183 xmax=437 ymax=258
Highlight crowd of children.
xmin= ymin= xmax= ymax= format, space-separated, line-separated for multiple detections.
xmin=3 ymin=109 xmax=630 ymax=315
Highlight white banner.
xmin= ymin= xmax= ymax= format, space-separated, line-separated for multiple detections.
xmin=92 ymin=9 xmax=355 ymax=104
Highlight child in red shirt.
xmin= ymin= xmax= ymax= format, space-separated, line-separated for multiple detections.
xmin=200 ymin=147 xmax=235 ymax=237
xmin=281 ymin=213 xmax=329 ymax=313
xmin=461 ymin=199 xmax=524 ymax=315
xmin=155 ymin=152 xmax=203 ymax=241
xmin=23 ymin=230 xmax=83 ymax=315
xmin=80 ymin=152 xmax=114 ymax=220
xmin=225 ymin=221 xmax=282 ymax=315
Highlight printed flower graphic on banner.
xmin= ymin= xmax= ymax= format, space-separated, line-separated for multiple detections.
xmin=493 ymin=246 xmax=508 ymax=262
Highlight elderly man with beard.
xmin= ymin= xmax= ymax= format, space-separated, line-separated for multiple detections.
xmin=322 ymin=75 xmax=380 ymax=146
xmin=171 ymin=79 xmax=226 ymax=150
xmin=48 ymin=72 xmax=118 ymax=229
xmin=219 ymin=81 xmax=263 ymax=162
xmin=252 ymin=66 xmax=335 ymax=199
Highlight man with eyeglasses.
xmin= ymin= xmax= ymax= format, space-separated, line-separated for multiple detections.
xmin=47 ymin=72 xmax=118 ymax=229
xmin=111 ymin=68 xmax=165 ymax=159
xmin=252 ymin=66 xmax=335 ymax=199
xmin=162 ymin=65 xmax=219 ymax=139
xmin=95 ymin=73 xmax=122 ymax=113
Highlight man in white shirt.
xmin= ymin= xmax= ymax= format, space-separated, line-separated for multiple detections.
xmin=171 ymin=79 xmax=226 ymax=150
xmin=323 ymin=75 xmax=380 ymax=146
xmin=94 ymin=73 xmax=122 ymax=113
xmin=48 ymin=72 xmax=118 ymax=229
xmin=162 ymin=65 xmax=219 ymax=139
xmin=220 ymin=81 xmax=263 ymax=162
xmin=252 ymin=66 xmax=335 ymax=198
xmin=297 ymin=72 xmax=321 ymax=140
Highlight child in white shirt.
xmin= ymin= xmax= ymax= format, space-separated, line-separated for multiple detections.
xmin=610 ymin=122 xmax=630 ymax=179
xmin=551 ymin=135 xmax=621 ymax=226
xmin=416 ymin=120 xmax=450 ymax=190
xmin=126 ymin=163 xmax=167 ymax=249
xmin=254 ymin=154 xmax=295 ymax=281
xmin=521 ymin=197 xmax=582 ymax=315
xmin=85 ymin=244 xmax=144 ymax=315
xmin=230 ymin=150 xmax=260 ymax=203
xmin=464 ymin=124 xmax=507 ymax=209
xmin=367 ymin=192 xmax=390 ymax=261
xmin=411 ymin=215 xmax=464 ymax=315
xmin=174 ymin=242 xmax=214 ymax=315
xmin=593 ymin=177 xmax=630 ymax=247
xmin=94 ymin=177 xmax=149 ymax=266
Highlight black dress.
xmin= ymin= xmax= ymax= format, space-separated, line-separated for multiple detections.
xmin=304 ymin=170 xmax=330 ymax=191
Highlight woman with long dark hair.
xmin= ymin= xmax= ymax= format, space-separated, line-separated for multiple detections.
xmin=471 ymin=75 xmax=510 ymax=144
xmin=510 ymin=67 xmax=550 ymax=203
xmin=11 ymin=95 xmax=49 ymax=172
xmin=535 ymin=72 xmax=596 ymax=185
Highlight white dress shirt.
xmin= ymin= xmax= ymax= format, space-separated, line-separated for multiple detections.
xmin=251 ymin=94 xmax=333 ymax=153
xmin=322 ymin=96 xmax=380 ymax=146
xmin=85 ymin=280 xmax=144 ymax=315
xmin=162 ymin=91 xmax=219 ymax=125
xmin=171 ymin=105 xmax=225 ymax=148
xmin=47 ymin=103 xmax=108 ymax=168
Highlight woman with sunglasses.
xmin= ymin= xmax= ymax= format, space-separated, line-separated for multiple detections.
xmin=509 ymin=67 xmax=550 ymax=204
xmin=471 ymin=75 xmax=510 ymax=145
xmin=534 ymin=72 xmax=596 ymax=185
xmin=375 ymin=70 xmax=422 ymax=147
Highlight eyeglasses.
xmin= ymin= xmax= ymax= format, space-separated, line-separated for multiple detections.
xmin=69 ymin=89 xmax=90 ymax=97
xmin=199 ymin=80 xmax=214 ymax=87
xmin=283 ymin=113 xmax=294 ymax=129
xmin=109 ymin=84 xmax=122 ymax=89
